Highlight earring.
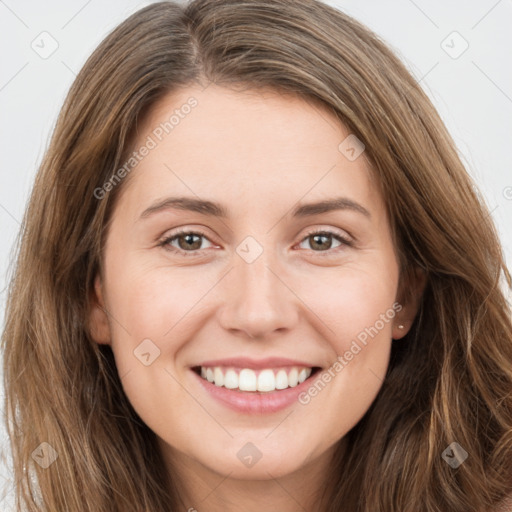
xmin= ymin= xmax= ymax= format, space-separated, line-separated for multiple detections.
xmin=398 ymin=324 xmax=404 ymax=329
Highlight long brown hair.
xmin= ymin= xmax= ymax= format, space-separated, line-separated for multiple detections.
xmin=2 ymin=1 xmax=512 ymax=510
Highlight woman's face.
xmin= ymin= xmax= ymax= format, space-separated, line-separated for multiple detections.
xmin=90 ymin=84 xmax=418 ymax=483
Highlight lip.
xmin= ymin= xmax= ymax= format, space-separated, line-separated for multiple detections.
xmin=190 ymin=365 xmax=322 ymax=414
xmin=194 ymin=357 xmax=317 ymax=370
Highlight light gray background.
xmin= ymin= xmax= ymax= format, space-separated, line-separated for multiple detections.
xmin=1 ymin=0 xmax=511 ymax=508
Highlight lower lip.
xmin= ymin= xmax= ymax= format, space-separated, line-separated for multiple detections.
xmin=191 ymin=369 xmax=320 ymax=414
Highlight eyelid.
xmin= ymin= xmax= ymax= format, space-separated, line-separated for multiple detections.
xmin=299 ymin=226 xmax=354 ymax=244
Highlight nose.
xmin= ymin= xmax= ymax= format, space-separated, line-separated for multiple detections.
xmin=217 ymin=252 xmax=299 ymax=340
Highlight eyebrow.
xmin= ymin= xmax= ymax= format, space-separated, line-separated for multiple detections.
xmin=138 ymin=196 xmax=371 ymax=220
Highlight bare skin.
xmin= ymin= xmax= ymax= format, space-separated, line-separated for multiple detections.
xmin=89 ymin=83 xmax=425 ymax=512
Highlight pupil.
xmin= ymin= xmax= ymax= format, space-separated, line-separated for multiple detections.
xmin=180 ymin=234 xmax=200 ymax=250
xmin=312 ymin=234 xmax=331 ymax=250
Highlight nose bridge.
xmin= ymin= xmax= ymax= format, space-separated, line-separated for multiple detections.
xmin=218 ymin=241 xmax=297 ymax=338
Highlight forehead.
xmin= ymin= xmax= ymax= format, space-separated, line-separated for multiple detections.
xmin=115 ymin=84 xmax=382 ymax=220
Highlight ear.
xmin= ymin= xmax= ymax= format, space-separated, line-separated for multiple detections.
xmin=88 ymin=274 xmax=111 ymax=345
xmin=392 ymin=266 xmax=427 ymax=340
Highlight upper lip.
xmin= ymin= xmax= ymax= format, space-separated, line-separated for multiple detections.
xmin=193 ymin=357 xmax=319 ymax=370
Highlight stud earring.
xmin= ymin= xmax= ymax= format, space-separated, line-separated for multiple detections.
xmin=398 ymin=324 xmax=404 ymax=329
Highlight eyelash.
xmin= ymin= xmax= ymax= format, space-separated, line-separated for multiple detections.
xmin=158 ymin=228 xmax=354 ymax=258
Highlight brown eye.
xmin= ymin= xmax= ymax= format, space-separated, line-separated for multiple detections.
xmin=159 ymin=230 xmax=213 ymax=256
xmin=298 ymin=230 xmax=352 ymax=253
xmin=175 ymin=233 xmax=203 ymax=250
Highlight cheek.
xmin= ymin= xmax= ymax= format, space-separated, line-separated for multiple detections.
xmin=320 ymin=276 xmax=395 ymax=383
xmin=294 ymin=263 xmax=397 ymax=422
xmin=103 ymin=254 xmax=229 ymax=399
xmin=301 ymin=261 xmax=399 ymax=350
xmin=106 ymin=256 xmax=209 ymax=342
xmin=102 ymin=259 xmax=205 ymax=434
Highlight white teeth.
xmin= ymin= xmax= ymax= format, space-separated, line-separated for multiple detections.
xmin=213 ymin=367 xmax=224 ymax=387
xmin=239 ymin=369 xmax=257 ymax=391
xmin=197 ymin=365 xmax=313 ymax=392
xmin=224 ymin=369 xmax=238 ymax=389
xmin=275 ymin=370 xmax=289 ymax=390
xmin=257 ymin=369 xmax=275 ymax=392
xmin=288 ymin=368 xmax=299 ymax=387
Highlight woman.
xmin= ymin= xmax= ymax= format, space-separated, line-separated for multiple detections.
xmin=2 ymin=0 xmax=512 ymax=510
